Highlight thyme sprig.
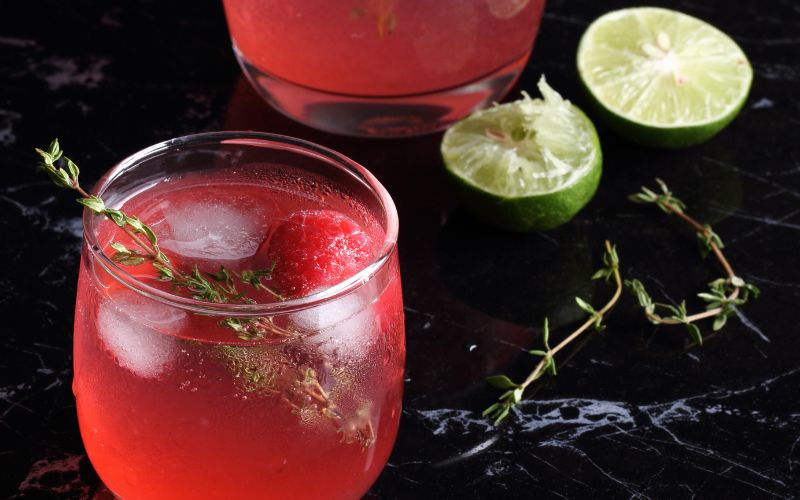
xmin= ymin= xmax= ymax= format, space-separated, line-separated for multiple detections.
xmin=36 ymin=139 xmax=285 ymax=339
xmin=218 ymin=343 xmax=374 ymax=447
xmin=283 ymin=367 xmax=375 ymax=448
xmin=483 ymin=241 xmax=622 ymax=425
xmin=626 ymin=178 xmax=760 ymax=344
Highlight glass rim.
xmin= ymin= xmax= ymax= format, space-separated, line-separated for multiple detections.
xmin=84 ymin=131 xmax=399 ymax=317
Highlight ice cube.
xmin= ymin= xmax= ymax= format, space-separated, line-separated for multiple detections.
xmin=319 ymin=308 xmax=375 ymax=360
xmin=485 ymin=0 xmax=529 ymax=19
xmin=292 ymin=292 xmax=365 ymax=331
xmin=118 ymin=289 xmax=188 ymax=333
xmin=97 ymin=290 xmax=186 ymax=378
xmin=292 ymin=293 xmax=375 ymax=359
xmin=158 ymin=198 xmax=266 ymax=262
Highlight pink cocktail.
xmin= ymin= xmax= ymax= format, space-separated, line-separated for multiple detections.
xmin=223 ymin=0 xmax=546 ymax=136
xmin=73 ymin=133 xmax=404 ymax=499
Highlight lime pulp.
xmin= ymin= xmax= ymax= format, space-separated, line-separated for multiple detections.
xmin=577 ymin=7 xmax=753 ymax=148
xmin=441 ymin=77 xmax=602 ymax=232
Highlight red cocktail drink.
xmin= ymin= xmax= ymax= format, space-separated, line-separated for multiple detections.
xmin=73 ymin=133 xmax=404 ymax=499
xmin=223 ymin=0 xmax=546 ymax=136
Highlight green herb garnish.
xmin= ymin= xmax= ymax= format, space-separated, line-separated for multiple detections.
xmin=483 ymin=241 xmax=622 ymax=425
xmin=36 ymin=139 xmax=284 ymax=340
xmin=627 ymin=178 xmax=760 ymax=344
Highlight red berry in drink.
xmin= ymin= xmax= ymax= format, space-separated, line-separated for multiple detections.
xmin=263 ymin=210 xmax=374 ymax=297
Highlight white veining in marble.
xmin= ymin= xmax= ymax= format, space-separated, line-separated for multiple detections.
xmin=0 ymin=110 xmax=21 ymax=146
xmin=34 ymin=56 xmax=111 ymax=91
xmin=406 ymin=367 xmax=800 ymax=498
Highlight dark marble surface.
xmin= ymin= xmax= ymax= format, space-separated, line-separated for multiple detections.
xmin=2 ymin=0 xmax=799 ymax=498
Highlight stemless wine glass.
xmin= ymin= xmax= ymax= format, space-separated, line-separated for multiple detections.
xmin=222 ymin=0 xmax=547 ymax=137
xmin=73 ymin=132 xmax=404 ymax=499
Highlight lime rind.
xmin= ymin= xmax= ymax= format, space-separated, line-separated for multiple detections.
xmin=577 ymin=7 xmax=752 ymax=147
xmin=442 ymin=77 xmax=600 ymax=198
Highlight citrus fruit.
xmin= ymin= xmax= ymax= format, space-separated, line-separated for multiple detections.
xmin=577 ymin=7 xmax=752 ymax=148
xmin=441 ymin=76 xmax=602 ymax=232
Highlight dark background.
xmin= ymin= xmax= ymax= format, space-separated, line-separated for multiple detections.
xmin=2 ymin=0 xmax=799 ymax=498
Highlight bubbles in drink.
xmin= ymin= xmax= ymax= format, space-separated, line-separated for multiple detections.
xmin=97 ymin=289 xmax=184 ymax=378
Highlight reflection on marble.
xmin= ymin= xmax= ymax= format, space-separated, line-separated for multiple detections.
xmin=2 ymin=0 xmax=800 ymax=498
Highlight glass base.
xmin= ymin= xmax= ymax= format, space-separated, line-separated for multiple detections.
xmin=234 ymin=48 xmax=530 ymax=138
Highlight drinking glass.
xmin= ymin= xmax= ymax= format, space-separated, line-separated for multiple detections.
xmin=222 ymin=0 xmax=547 ymax=137
xmin=73 ymin=132 xmax=404 ymax=499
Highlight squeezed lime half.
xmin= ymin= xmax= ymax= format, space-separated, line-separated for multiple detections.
xmin=441 ymin=77 xmax=602 ymax=232
xmin=577 ymin=7 xmax=752 ymax=148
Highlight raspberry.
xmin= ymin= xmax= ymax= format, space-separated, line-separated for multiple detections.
xmin=263 ymin=210 xmax=374 ymax=297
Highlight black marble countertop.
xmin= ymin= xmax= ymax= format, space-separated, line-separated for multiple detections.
xmin=2 ymin=1 xmax=799 ymax=498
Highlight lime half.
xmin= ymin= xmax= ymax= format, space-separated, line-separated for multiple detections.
xmin=577 ymin=7 xmax=752 ymax=148
xmin=441 ymin=77 xmax=601 ymax=232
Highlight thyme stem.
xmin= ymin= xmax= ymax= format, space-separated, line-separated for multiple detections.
xmin=642 ymin=197 xmax=740 ymax=324
xmin=35 ymin=139 xmax=283 ymax=316
xmin=626 ymin=178 xmax=759 ymax=342
xmin=483 ymin=241 xmax=622 ymax=425
xmin=519 ymin=241 xmax=622 ymax=390
xmin=74 ymin=182 xmax=180 ymax=278
xmin=659 ymin=198 xmax=736 ymax=278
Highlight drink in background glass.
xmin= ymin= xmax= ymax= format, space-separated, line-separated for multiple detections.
xmin=222 ymin=0 xmax=546 ymax=137
xmin=73 ymin=133 xmax=404 ymax=499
